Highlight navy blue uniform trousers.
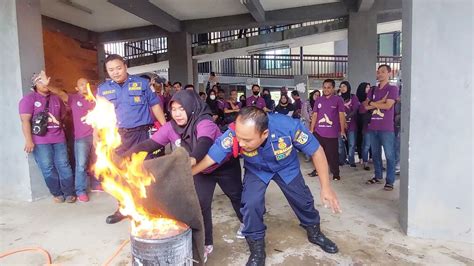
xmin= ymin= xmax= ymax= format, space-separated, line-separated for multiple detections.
xmin=241 ymin=170 xmax=320 ymax=240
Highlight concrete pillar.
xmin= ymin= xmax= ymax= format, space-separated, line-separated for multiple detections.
xmin=400 ymin=0 xmax=473 ymax=243
xmin=97 ymin=43 xmax=106 ymax=81
xmin=347 ymin=9 xmax=377 ymax=86
xmin=168 ymin=32 xmax=193 ymax=85
xmin=192 ymin=59 xmax=199 ymax=91
xmin=0 ymin=0 xmax=49 ymax=201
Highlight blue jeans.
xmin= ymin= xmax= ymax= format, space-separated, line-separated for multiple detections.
xmin=338 ymin=137 xmax=347 ymax=165
xmin=33 ymin=142 xmax=74 ymax=197
xmin=338 ymin=132 xmax=356 ymax=164
xmin=74 ymin=135 xmax=93 ymax=195
xmin=395 ymin=127 xmax=401 ymax=170
xmin=367 ymin=131 xmax=396 ymax=185
xmin=361 ymin=132 xmax=371 ymax=163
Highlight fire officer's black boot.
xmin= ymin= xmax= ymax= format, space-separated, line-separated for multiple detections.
xmin=106 ymin=210 xmax=126 ymax=224
xmin=246 ymin=237 xmax=266 ymax=266
xmin=305 ymin=224 xmax=339 ymax=254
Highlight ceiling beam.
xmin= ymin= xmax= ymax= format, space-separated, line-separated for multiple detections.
xmin=357 ymin=0 xmax=375 ymax=11
xmin=108 ymin=0 xmax=181 ymax=32
xmin=97 ymin=25 xmax=168 ymax=43
xmin=241 ymin=0 xmax=265 ymax=22
xmin=183 ymin=2 xmax=349 ymax=33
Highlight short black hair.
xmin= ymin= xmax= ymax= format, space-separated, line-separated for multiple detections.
xmin=251 ymin=84 xmax=260 ymax=90
xmin=173 ymin=81 xmax=182 ymax=87
xmin=323 ymin=79 xmax=336 ymax=88
xmin=218 ymin=88 xmax=225 ymax=93
xmin=184 ymin=84 xmax=194 ymax=90
xmin=237 ymin=106 xmax=269 ymax=134
xmin=199 ymin=92 xmax=206 ymax=96
xmin=291 ymin=90 xmax=299 ymax=96
xmin=210 ymin=72 xmax=215 ymax=76
xmin=378 ymin=64 xmax=392 ymax=72
xmin=105 ymin=54 xmax=125 ymax=65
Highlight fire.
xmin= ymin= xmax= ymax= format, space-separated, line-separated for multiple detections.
xmin=84 ymin=96 xmax=187 ymax=238
xmin=84 ymin=83 xmax=96 ymax=102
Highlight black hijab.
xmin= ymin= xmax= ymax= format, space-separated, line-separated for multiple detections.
xmin=169 ymin=90 xmax=213 ymax=152
xmin=206 ymin=91 xmax=219 ymax=114
xmin=340 ymin=81 xmax=352 ymax=102
xmin=356 ymin=82 xmax=370 ymax=102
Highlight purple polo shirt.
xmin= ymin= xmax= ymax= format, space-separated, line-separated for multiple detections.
xmin=367 ymin=84 xmax=398 ymax=132
xmin=246 ymin=95 xmax=266 ymax=109
xmin=151 ymin=119 xmax=223 ymax=173
xmin=224 ymin=101 xmax=241 ymax=110
xmin=313 ymin=95 xmax=344 ymax=138
xmin=343 ymin=95 xmax=360 ymax=132
xmin=217 ymin=99 xmax=226 ymax=111
xmin=67 ymin=93 xmax=95 ymax=139
xmin=19 ymin=92 xmax=66 ymax=144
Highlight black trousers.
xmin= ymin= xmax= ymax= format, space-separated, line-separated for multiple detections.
xmin=314 ymin=132 xmax=340 ymax=177
xmin=194 ymin=157 xmax=243 ymax=245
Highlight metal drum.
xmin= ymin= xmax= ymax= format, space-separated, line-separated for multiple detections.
xmin=131 ymin=227 xmax=192 ymax=266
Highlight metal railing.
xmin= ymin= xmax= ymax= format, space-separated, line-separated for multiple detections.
xmin=198 ymin=55 xmax=401 ymax=79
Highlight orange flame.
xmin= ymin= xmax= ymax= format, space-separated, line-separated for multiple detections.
xmin=84 ymin=83 xmax=96 ymax=102
xmin=84 ymin=96 xmax=187 ymax=238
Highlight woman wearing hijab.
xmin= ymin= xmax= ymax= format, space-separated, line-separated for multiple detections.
xmin=274 ymin=94 xmax=294 ymax=115
xmin=206 ymin=89 xmax=223 ymax=125
xmin=123 ymin=90 xmax=244 ymax=259
xmin=262 ymin=88 xmax=275 ymax=111
xmin=355 ymin=82 xmax=372 ymax=170
xmin=239 ymin=95 xmax=247 ymax=108
xmin=339 ymin=81 xmax=360 ymax=167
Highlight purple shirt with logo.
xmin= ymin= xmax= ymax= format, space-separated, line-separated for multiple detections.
xmin=19 ymin=92 xmax=66 ymax=144
xmin=313 ymin=95 xmax=344 ymax=138
xmin=367 ymin=84 xmax=398 ymax=132
xmin=343 ymin=95 xmax=360 ymax=132
xmin=246 ymin=95 xmax=266 ymax=109
xmin=67 ymin=93 xmax=95 ymax=139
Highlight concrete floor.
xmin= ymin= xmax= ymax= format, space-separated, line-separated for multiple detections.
xmin=1 ymin=157 xmax=473 ymax=265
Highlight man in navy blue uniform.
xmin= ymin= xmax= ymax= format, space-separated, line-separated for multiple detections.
xmin=97 ymin=54 xmax=166 ymax=224
xmin=192 ymin=106 xmax=341 ymax=266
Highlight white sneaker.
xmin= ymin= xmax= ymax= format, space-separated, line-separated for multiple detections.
xmin=236 ymin=223 xmax=245 ymax=239
xmin=204 ymin=245 xmax=213 ymax=263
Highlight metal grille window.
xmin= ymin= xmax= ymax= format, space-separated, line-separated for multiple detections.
xmin=259 ymin=49 xmax=291 ymax=70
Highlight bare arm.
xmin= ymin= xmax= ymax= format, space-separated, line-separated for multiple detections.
xmin=47 ymin=85 xmax=68 ymax=102
xmin=370 ymin=99 xmax=395 ymax=110
xmin=20 ymin=114 xmax=34 ymax=153
xmin=339 ymin=112 xmax=347 ymax=134
xmin=310 ymin=112 xmax=318 ymax=133
xmin=191 ymin=155 xmax=216 ymax=175
xmin=312 ymin=147 xmax=341 ymax=213
xmin=151 ymin=104 xmax=166 ymax=125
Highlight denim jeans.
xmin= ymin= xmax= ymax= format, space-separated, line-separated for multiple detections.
xmin=338 ymin=136 xmax=347 ymax=165
xmin=33 ymin=142 xmax=74 ymax=197
xmin=346 ymin=131 xmax=356 ymax=164
xmin=367 ymin=130 xmax=396 ymax=185
xmin=74 ymin=135 xmax=93 ymax=195
xmin=361 ymin=132 xmax=371 ymax=163
xmin=395 ymin=127 xmax=401 ymax=170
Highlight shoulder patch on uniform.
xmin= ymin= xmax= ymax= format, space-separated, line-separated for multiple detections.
xmin=295 ymin=130 xmax=309 ymax=145
xmin=221 ymin=136 xmax=233 ymax=149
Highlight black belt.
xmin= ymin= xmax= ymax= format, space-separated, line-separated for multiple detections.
xmin=118 ymin=124 xmax=152 ymax=133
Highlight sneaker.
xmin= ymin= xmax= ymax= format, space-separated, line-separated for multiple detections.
xmin=91 ymin=184 xmax=104 ymax=192
xmin=65 ymin=196 xmax=76 ymax=203
xmin=78 ymin=194 xmax=89 ymax=202
xmin=204 ymin=245 xmax=214 ymax=263
xmin=236 ymin=223 xmax=245 ymax=239
xmin=53 ymin=195 xmax=65 ymax=203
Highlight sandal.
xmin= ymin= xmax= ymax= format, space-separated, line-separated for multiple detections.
xmin=384 ymin=184 xmax=394 ymax=191
xmin=307 ymin=170 xmax=318 ymax=177
xmin=366 ymin=178 xmax=382 ymax=184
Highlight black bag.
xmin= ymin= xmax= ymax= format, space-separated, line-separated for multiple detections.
xmin=31 ymin=96 xmax=50 ymax=136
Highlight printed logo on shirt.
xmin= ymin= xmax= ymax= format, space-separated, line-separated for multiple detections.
xmin=317 ymin=103 xmax=322 ymax=109
xmin=77 ymin=101 xmax=83 ymax=107
xmin=34 ymin=101 xmax=42 ymax=107
xmin=102 ymin=89 xmax=115 ymax=95
xmin=295 ymin=130 xmax=309 ymax=145
xmin=221 ymin=136 xmax=233 ymax=149
xmin=133 ymin=96 xmax=142 ymax=103
xmin=272 ymin=136 xmax=293 ymax=160
xmin=128 ymin=82 xmax=142 ymax=91
xmin=242 ymin=150 xmax=258 ymax=157
xmin=175 ymin=139 xmax=181 ymax=147
xmin=318 ymin=113 xmax=333 ymax=127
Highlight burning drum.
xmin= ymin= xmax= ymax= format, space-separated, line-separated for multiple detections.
xmin=131 ymin=222 xmax=192 ymax=266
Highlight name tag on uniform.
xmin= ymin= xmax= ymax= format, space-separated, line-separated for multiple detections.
xmin=128 ymin=82 xmax=142 ymax=91
xmin=102 ymin=89 xmax=115 ymax=95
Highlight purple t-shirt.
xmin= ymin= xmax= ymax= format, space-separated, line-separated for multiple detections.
xmin=313 ymin=95 xmax=345 ymax=138
xmin=246 ymin=95 xmax=266 ymax=109
xmin=343 ymin=95 xmax=360 ymax=132
xmin=224 ymin=101 xmax=241 ymax=110
xmin=367 ymin=84 xmax=398 ymax=132
xmin=68 ymin=93 xmax=95 ymax=139
xmin=19 ymin=92 xmax=66 ymax=144
xmin=217 ymin=99 xmax=226 ymax=111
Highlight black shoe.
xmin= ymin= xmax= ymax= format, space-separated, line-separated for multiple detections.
xmin=246 ymin=238 xmax=266 ymax=266
xmin=332 ymin=176 xmax=341 ymax=181
xmin=106 ymin=210 xmax=127 ymax=224
xmin=308 ymin=170 xmax=318 ymax=177
xmin=350 ymin=164 xmax=356 ymax=168
xmin=305 ymin=224 xmax=338 ymax=254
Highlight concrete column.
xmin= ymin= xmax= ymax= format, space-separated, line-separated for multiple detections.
xmin=0 ymin=0 xmax=49 ymax=201
xmin=192 ymin=59 xmax=199 ymax=91
xmin=347 ymin=9 xmax=377 ymax=86
xmin=97 ymin=43 xmax=106 ymax=81
xmin=400 ymin=0 xmax=473 ymax=243
xmin=168 ymin=32 xmax=193 ymax=85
